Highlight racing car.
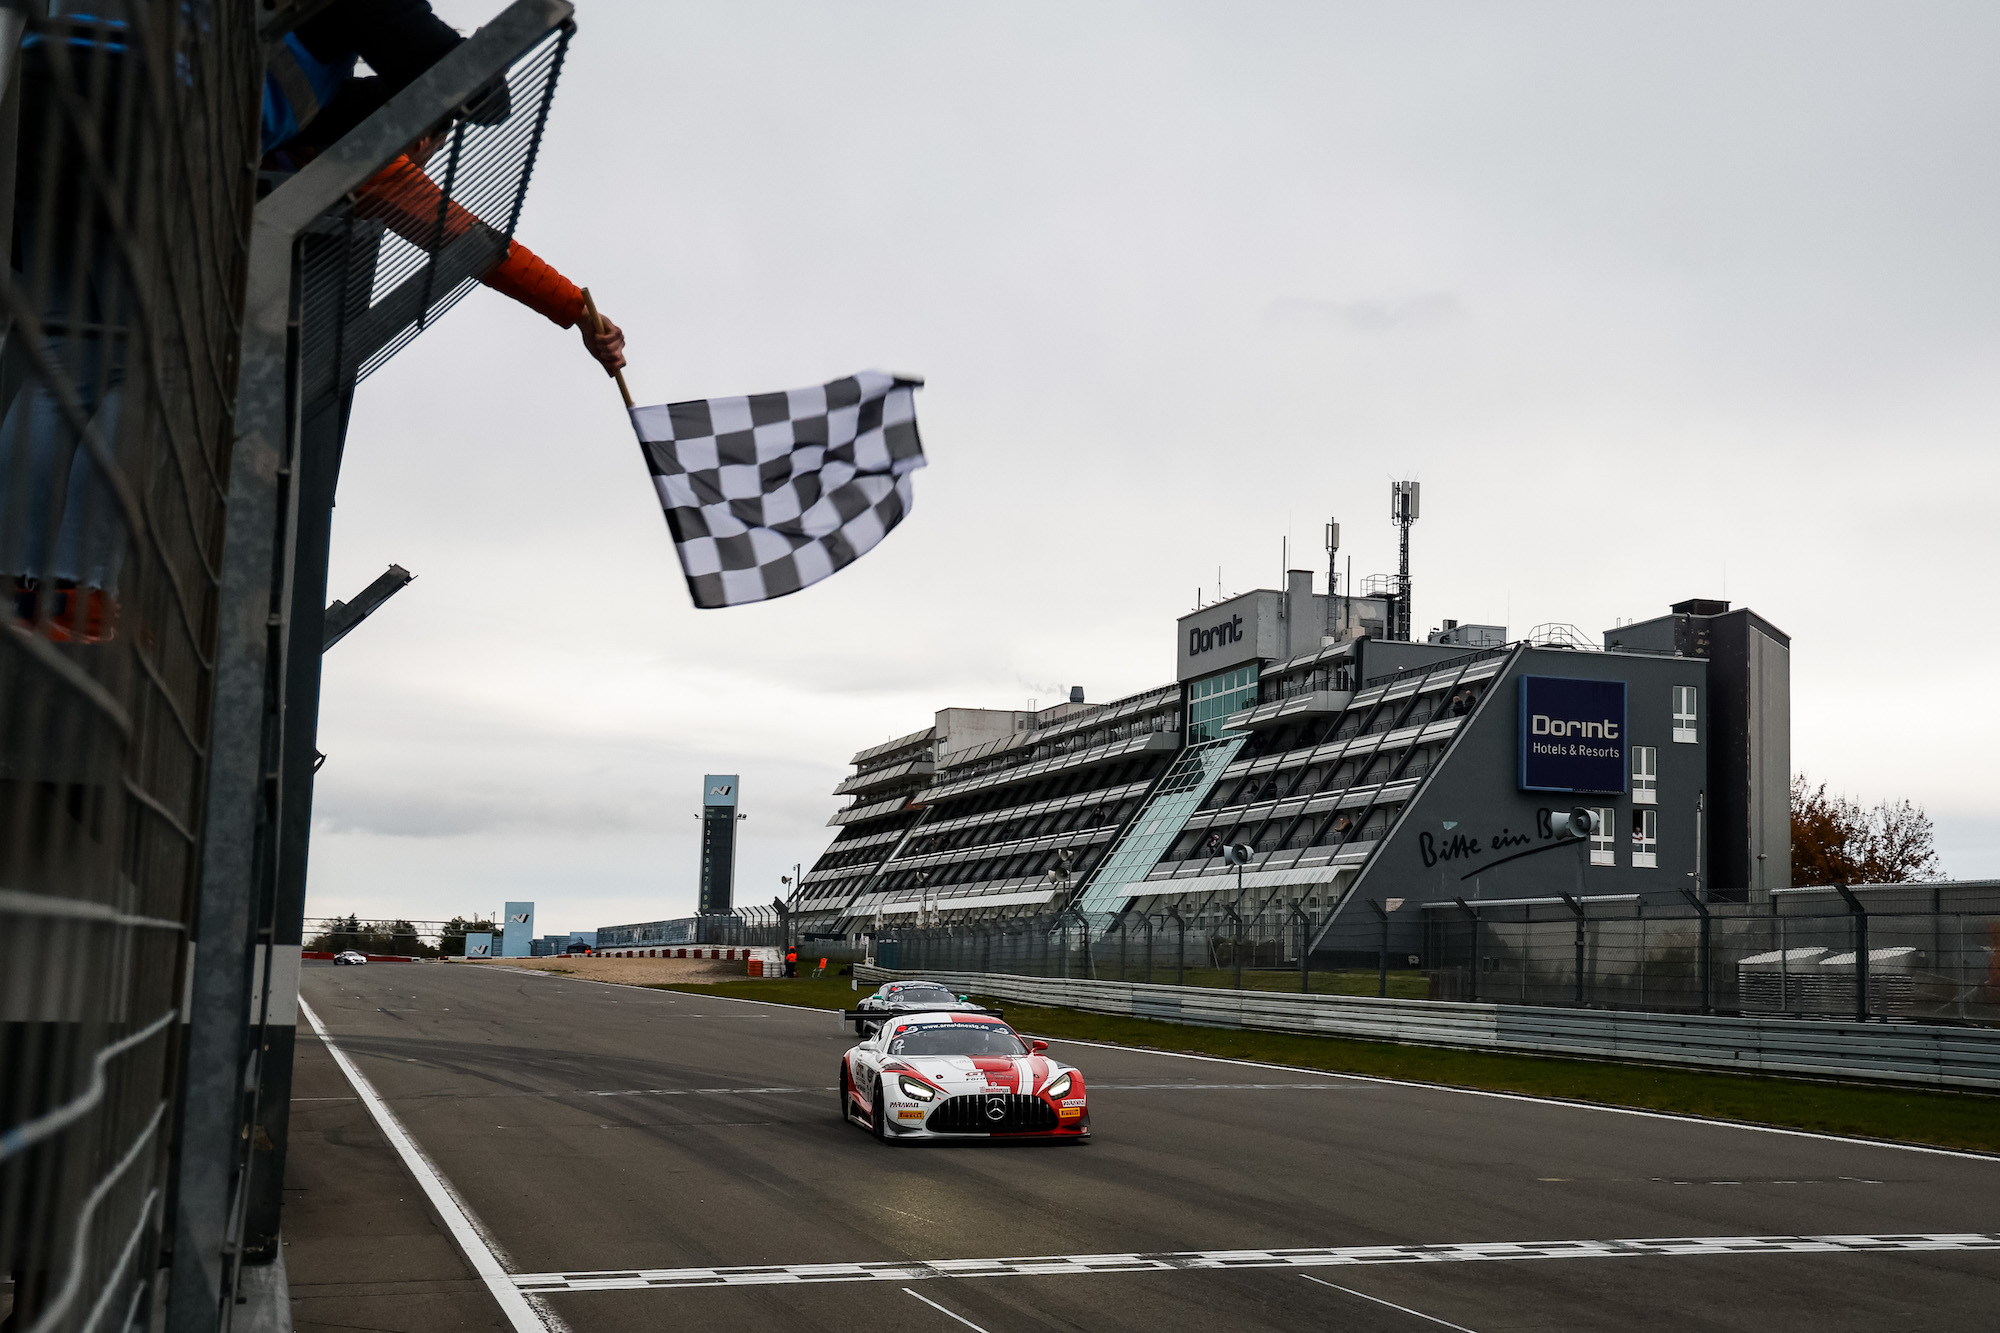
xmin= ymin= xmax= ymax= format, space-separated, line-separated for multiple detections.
xmin=839 ymin=1010 xmax=1088 ymax=1143
xmin=841 ymin=980 xmax=1000 ymax=1036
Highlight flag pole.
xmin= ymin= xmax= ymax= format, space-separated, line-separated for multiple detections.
xmin=580 ymin=287 xmax=634 ymax=410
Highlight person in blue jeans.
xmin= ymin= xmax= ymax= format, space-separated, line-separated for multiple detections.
xmin=2 ymin=0 xmax=621 ymax=643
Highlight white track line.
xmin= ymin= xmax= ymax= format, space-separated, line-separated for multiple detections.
xmin=904 ymin=1286 xmax=994 ymax=1331
xmin=299 ymin=997 xmax=554 ymax=1333
xmin=509 ymin=1232 xmax=2000 ymax=1292
xmin=1303 ymin=1273 xmax=1482 ymax=1332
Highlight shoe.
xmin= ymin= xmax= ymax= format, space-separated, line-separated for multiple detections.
xmin=10 ymin=578 xmax=117 ymax=644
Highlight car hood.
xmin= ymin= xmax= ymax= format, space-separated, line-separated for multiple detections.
xmin=890 ymin=1054 xmax=1058 ymax=1095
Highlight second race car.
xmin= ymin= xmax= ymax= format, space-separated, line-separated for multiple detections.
xmin=840 ymin=1010 xmax=1088 ymax=1143
xmin=842 ymin=980 xmax=1000 ymax=1035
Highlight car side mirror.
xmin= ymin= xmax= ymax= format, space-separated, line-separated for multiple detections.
xmin=1029 ymin=1039 xmax=1049 ymax=1053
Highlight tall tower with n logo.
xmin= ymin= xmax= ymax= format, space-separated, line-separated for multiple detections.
xmin=700 ymin=775 xmax=740 ymax=914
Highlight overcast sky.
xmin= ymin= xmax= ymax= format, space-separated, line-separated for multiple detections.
xmin=306 ymin=1 xmax=2000 ymax=936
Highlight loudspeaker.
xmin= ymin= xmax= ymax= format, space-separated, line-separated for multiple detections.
xmin=1550 ymin=807 xmax=1597 ymax=840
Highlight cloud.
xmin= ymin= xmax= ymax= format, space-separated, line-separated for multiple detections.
xmin=313 ymin=784 xmax=652 ymax=838
xmin=1264 ymin=292 xmax=1463 ymax=334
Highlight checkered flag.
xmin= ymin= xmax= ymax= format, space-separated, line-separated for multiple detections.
xmin=629 ymin=371 xmax=925 ymax=608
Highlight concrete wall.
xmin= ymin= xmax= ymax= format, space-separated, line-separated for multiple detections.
xmin=935 ymin=706 xmax=1031 ymax=760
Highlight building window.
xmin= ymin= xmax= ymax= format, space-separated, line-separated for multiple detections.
xmin=1186 ymin=665 xmax=1259 ymax=743
xmin=1672 ymin=685 xmax=1698 ymax=744
xmin=1632 ymin=745 xmax=1657 ymax=805
xmin=1632 ymin=807 xmax=1658 ymax=868
xmin=1590 ymin=808 xmax=1616 ymax=867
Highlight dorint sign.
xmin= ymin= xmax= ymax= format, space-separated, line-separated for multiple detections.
xmin=1518 ymin=676 xmax=1627 ymax=795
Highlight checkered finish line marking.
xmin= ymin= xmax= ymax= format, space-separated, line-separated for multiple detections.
xmin=631 ymin=370 xmax=924 ymax=609
xmin=511 ymin=1233 xmax=2000 ymax=1293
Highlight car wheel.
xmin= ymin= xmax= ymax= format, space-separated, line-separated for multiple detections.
xmin=872 ymin=1087 xmax=892 ymax=1144
xmin=839 ymin=1066 xmax=855 ymax=1121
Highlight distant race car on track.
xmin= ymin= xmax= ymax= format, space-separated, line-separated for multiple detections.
xmin=840 ymin=1011 xmax=1088 ymax=1143
xmin=842 ymin=980 xmax=999 ymax=1035
xmin=333 ymin=951 xmax=368 ymax=966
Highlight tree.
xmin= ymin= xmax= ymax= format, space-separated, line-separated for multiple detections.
xmin=1791 ymin=774 xmax=1941 ymax=885
xmin=440 ymin=915 xmax=498 ymax=957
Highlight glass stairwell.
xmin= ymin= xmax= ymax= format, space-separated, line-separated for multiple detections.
xmin=1070 ymin=735 xmax=1247 ymax=922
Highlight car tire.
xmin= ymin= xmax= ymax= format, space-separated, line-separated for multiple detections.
xmin=839 ymin=1066 xmax=854 ymax=1122
xmin=872 ymin=1087 xmax=891 ymax=1144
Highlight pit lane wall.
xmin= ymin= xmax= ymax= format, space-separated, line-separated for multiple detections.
xmin=853 ymin=966 xmax=2000 ymax=1092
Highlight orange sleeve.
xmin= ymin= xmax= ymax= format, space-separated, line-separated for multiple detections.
xmin=354 ymin=155 xmax=585 ymax=329
xmin=481 ymin=240 xmax=585 ymax=329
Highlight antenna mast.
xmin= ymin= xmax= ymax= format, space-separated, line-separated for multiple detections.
xmin=1390 ymin=481 xmax=1419 ymax=641
xmin=1323 ymin=517 xmax=1340 ymax=602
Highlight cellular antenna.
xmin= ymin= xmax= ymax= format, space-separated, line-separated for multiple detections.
xmin=1390 ymin=480 xmax=1419 ymax=641
xmin=1323 ymin=517 xmax=1340 ymax=602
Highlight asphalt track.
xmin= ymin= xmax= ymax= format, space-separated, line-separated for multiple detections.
xmin=288 ymin=961 xmax=2000 ymax=1332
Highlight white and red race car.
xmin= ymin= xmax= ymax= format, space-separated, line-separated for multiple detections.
xmin=839 ymin=1011 xmax=1089 ymax=1143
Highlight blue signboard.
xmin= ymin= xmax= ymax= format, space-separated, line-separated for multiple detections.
xmin=1518 ymin=676 xmax=1627 ymax=795
xmin=502 ymin=902 xmax=535 ymax=958
xmin=464 ymin=932 xmax=493 ymax=959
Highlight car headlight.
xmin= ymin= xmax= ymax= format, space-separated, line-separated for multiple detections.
xmin=898 ymin=1076 xmax=938 ymax=1102
xmin=1044 ymin=1072 xmax=1071 ymax=1099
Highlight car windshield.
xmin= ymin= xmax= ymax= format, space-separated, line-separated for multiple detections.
xmin=887 ymin=986 xmax=958 ymax=1008
xmin=886 ymin=1024 xmax=1026 ymax=1057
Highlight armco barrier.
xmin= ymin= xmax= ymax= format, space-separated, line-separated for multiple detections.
xmin=854 ymin=966 xmax=2000 ymax=1091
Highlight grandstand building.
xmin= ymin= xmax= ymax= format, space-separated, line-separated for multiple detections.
xmin=792 ymin=574 xmax=1789 ymax=966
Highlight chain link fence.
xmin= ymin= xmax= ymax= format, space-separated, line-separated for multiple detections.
xmin=874 ymin=883 xmax=2000 ymax=1026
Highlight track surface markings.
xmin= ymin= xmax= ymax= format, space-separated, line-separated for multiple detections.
xmin=1303 ymin=1273 xmax=1483 ymax=1332
xmin=510 ymin=1232 xmax=2000 ymax=1292
xmin=298 ymin=998 xmax=551 ymax=1333
xmin=904 ymin=1287 xmax=995 ymax=1331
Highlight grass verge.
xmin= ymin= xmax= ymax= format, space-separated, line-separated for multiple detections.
xmin=650 ymin=976 xmax=2000 ymax=1155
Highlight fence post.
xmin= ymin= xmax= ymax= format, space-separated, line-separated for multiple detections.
xmin=1118 ymin=915 xmax=1128 ymax=982
xmin=1678 ymin=888 xmax=1712 ymax=1014
xmin=1293 ymin=904 xmax=1312 ymax=993
xmin=1560 ymin=893 xmax=1587 ymax=1006
xmin=1833 ymin=882 xmax=1868 ymax=1021
xmin=1226 ymin=905 xmax=1245 ymax=990
xmin=1143 ymin=912 xmax=1154 ymax=985
xmin=1454 ymin=898 xmax=1480 ymax=1002
xmin=1169 ymin=902 xmax=1186 ymax=986
xmin=1366 ymin=899 xmax=1389 ymax=997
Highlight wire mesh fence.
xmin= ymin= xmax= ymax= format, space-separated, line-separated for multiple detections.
xmin=877 ymin=906 xmax=1397 ymax=997
xmin=295 ymin=21 xmax=570 ymax=409
xmin=1421 ymin=883 xmax=2000 ymax=1024
xmin=0 ymin=3 xmax=262 ymax=1330
xmin=874 ymin=883 xmax=2000 ymax=1025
